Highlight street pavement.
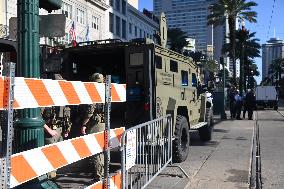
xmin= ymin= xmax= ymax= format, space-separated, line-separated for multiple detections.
xmin=148 ymin=100 xmax=284 ymax=189
xmin=147 ymin=115 xmax=254 ymax=189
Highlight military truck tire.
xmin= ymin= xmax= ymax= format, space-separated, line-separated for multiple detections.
xmin=274 ymin=105 xmax=278 ymax=110
xmin=173 ymin=115 xmax=190 ymax=163
xmin=199 ymin=108 xmax=213 ymax=141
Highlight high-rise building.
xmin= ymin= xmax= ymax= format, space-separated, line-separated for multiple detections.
xmin=262 ymin=37 xmax=284 ymax=80
xmin=154 ymin=0 xmax=216 ymax=54
xmin=153 ymin=0 xmax=239 ymax=77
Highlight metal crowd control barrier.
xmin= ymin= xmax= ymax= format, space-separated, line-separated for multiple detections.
xmin=0 ymin=62 xmax=126 ymax=189
xmin=121 ymin=115 xmax=189 ymax=189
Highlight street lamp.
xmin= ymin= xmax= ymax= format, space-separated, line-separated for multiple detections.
xmin=220 ymin=57 xmax=227 ymax=119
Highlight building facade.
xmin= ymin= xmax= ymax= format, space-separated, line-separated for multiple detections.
xmin=262 ymin=37 xmax=284 ymax=80
xmin=154 ymin=0 xmax=216 ymax=54
xmin=0 ymin=0 xmax=158 ymax=44
xmin=107 ymin=0 xmax=159 ymax=41
xmin=127 ymin=7 xmax=159 ymax=41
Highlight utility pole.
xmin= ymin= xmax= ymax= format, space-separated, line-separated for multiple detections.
xmin=220 ymin=57 xmax=227 ymax=119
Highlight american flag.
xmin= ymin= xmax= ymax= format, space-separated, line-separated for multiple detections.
xmin=69 ymin=21 xmax=76 ymax=42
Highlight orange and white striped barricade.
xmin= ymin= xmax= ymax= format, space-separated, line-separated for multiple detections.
xmin=10 ymin=127 xmax=124 ymax=188
xmin=0 ymin=77 xmax=126 ymax=109
xmin=85 ymin=171 xmax=121 ymax=189
xmin=0 ymin=67 xmax=126 ymax=189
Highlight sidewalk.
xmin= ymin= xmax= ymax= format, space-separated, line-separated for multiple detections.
xmin=147 ymin=115 xmax=255 ymax=189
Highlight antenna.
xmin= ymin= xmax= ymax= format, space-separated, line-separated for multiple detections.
xmin=274 ymin=28 xmax=276 ymax=38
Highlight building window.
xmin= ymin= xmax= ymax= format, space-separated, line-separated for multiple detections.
xmin=144 ymin=31 xmax=146 ymax=38
xmin=140 ymin=29 xmax=142 ymax=37
xmin=181 ymin=71 xmax=189 ymax=86
xmin=61 ymin=2 xmax=72 ymax=19
xmin=116 ymin=0 xmax=121 ymax=11
xmin=116 ymin=16 xmax=121 ymax=36
xmin=192 ymin=73 xmax=197 ymax=87
xmin=155 ymin=55 xmax=162 ymax=69
xmin=122 ymin=19 xmax=126 ymax=39
xmin=122 ymin=0 xmax=126 ymax=15
xmin=109 ymin=12 xmax=114 ymax=33
xmin=109 ymin=0 xmax=113 ymax=6
xmin=170 ymin=60 xmax=178 ymax=72
xmin=135 ymin=26 xmax=137 ymax=36
xmin=92 ymin=16 xmax=99 ymax=30
xmin=129 ymin=23 xmax=132 ymax=34
xmin=76 ymin=9 xmax=85 ymax=24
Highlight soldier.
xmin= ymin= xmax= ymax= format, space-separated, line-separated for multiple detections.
xmin=80 ymin=73 xmax=105 ymax=180
xmin=42 ymin=74 xmax=72 ymax=178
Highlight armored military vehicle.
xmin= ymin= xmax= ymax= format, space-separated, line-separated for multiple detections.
xmin=43 ymin=13 xmax=214 ymax=162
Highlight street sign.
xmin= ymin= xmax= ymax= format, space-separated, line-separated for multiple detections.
xmin=126 ymin=130 xmax=137 ymax=170
xmin=9 ymin=14 xmax=66 ymax=40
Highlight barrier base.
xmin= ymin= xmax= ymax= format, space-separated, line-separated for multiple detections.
xmin=39 ymin=175 xmax=59 ymax=189
xmin=14 ymin=117 xmax=45 ymax=153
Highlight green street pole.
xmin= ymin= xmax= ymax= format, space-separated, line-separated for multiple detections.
xmin=14 ymin=0 xmax=45 ymax=153
xmin=14 ymin=1 xmax=59 ymax=188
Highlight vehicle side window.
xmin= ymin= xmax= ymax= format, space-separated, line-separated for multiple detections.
xmin=130 ymin=53 xmax=143 ymax=66
xmin=155 ymin=55 xmax=162 ymax=69
xmin=170 ymin=60 xmax=178 ymax=72
xmin=192 ymin=73 xmax=197 ymax=87
xmin=181 ymin=70 xmax=188 ymax=86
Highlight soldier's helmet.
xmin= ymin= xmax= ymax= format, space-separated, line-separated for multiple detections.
xmin=90 ymin=73 xmax=104 ymax=83
xmin=54 ymin=74 xmax=63 ymax=80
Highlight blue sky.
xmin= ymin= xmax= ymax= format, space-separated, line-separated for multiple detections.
xmin=139 ymin=0 xmax=284 ymax=83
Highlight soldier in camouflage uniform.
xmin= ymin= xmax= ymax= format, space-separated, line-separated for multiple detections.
xmin=42 ymin=74 xmax=72 ymax=178
xmin=80 ymin=73 xmax=105 ymax=180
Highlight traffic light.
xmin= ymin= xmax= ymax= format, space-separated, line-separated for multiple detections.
xmin=39 ymin=0 xmax=62 ymax=12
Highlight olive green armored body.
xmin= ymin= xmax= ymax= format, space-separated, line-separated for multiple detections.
xmin=42 ymin=13 xmax=214 ymax=163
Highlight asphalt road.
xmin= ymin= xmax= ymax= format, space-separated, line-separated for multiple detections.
xmin=256 ymin=104 xmax=284 ymax=188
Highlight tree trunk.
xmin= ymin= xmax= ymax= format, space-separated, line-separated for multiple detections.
xmin=228 ymin=16 xmax=236 ymax=84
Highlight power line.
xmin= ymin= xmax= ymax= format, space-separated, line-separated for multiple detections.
xmin=267 ymin=0 xmax=276 ymax=39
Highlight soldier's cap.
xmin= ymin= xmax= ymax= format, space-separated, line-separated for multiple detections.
xmin=54 ymin=74 xmax=63 ymax=80
xmin=90 ymin=73 xmax=104 ymax=82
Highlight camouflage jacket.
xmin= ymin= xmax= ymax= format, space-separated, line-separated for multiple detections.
xmin=41 ymin=106 xmax=72 ymax=135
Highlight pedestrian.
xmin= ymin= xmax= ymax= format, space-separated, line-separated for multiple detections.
xmin=244 ymin=89 xmax=255 ymax=120
xmin=42 ymin=74 xmax=72 ymax=179
xmin=80 ymin=73 xmax=105 ymax=180
xmin=234 ymin=90 xmax=243 ymax=120
xmin=228 ymin=86 xmax=236 ymax=119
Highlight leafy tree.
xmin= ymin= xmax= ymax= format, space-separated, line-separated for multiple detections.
xmin=167 ymin=28 xmax=188 ymax=53
xmin=207 ymin=0 xmax=257 ymax=81
xmin=222 ymin=29 xmax=260 ymax=59
xmin=270 ymin=58 xmax=284 ymax=81
xmin=187 ymin=51 xmax=204 ymax=62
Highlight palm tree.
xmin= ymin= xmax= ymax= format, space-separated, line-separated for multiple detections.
xmin=207 ymin=0 xmax=257 ymax=82
xmin=222 ymin=29 xmax=260 ymax=91
xmin=270 ymin=58 xmax=284 ymax=82
xmin=167 ymin=28 xmax=188 ymax=53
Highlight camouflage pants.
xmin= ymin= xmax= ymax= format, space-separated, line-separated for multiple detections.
xmin=86 ymin=119 xmax=105 ymax=180
xmin=45 ymin=127 xmax=63 ymax=179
